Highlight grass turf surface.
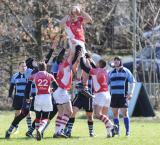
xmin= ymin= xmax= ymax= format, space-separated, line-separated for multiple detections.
xmin=0 ymin=111 xmax=160 ymax=145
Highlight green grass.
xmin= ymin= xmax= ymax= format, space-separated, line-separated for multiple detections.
xmin=0 ymin=111 xmax=160 ymax=145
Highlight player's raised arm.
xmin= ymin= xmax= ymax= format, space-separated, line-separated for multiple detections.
xmin=57 ymin=47 xmax=66 ymax=64
xmin=85 ymin=53 xmax=96 ymax=68
xmin=50 ymin=74 xmax=59 ymax=92
xmin=80 ymin=57 xmax=91 ymax=74
xmin=80 ymin=9 xmax=93 ymax=24
xmin=59 ymin=15 xmax=70 ymax=27
xmin=45 ymin=42 xmax=58 ymax=64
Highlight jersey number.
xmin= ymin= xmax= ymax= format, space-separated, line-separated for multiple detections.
xmin=37 ymin=79 xmax=48 ymax=86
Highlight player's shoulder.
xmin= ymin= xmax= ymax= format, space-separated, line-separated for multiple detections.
xmin=47 ymin=72 xmax=54 ymax=78
xmin=29 ymin=73 xmax=36 ymax=80
xmin=123 ymin=67 xmax=132 ymax=73
xmin=25 ymin=68 xmax=33 ymax=78
xmin=109 ymin=68 xmax=116 ymax=74
xmin=25 ymin=68 xmax=33 ymax=74
xmin=12 ymin=72 xmax=20 ymax=78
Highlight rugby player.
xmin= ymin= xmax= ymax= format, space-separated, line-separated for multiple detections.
xmin=108 ymin=56 xmax=135 ymax=136
xmin=5 ymin=61 xmax=32 ymax=139
xmin=25 ymin=62 xmax=58 ymax=141
xmin=80 ymin=56 xmax=118 ymax=137
xmin=53 ymin=45 xmax=80 ymax=138
xmin=64 ymin=54 xmax=94 ymax=137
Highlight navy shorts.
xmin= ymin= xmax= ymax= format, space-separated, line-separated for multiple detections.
xmin=110 ymin=95 xmax=128 ymax=108
xmin=12 ymin=96 xmax=24 ymax=110
xmin=72 ymin=92 xmax=93 ymax=112
xmin=22 ymin=100 xmax=31 ymax=111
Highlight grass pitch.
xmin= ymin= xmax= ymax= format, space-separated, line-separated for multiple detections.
xmin=0 ymin=111 xmax=160 ymax=145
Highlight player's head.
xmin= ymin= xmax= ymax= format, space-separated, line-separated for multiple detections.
xmin=26 ymin=57 xmax=37 ymax=69
xmin=97 ymin=59 xmax=106 ymax=68
xmin=114 ymin=56 xmax=122 ymax=67
xmin=38 ymin=61 xmax=47 ymax=71
xmin=70 ymin=5 xmax=80 ymax=17
xmin=18 ymin=61 xmax=27 ymax=72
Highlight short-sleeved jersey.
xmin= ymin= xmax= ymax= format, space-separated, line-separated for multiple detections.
xmin=108 ymin=67 xmax=135 ymax=97
xmin=56 ymin=59 xmax=72 ymax=90
xmin=65 ymin=16 xmax=85 ymax=42
xmin=29 ymin=71 xmax=55 ymax=95
xmin=10 ymin=72 xmax=27 ymax=97
xmin=90 ymin=68 xmax=108 ymax=93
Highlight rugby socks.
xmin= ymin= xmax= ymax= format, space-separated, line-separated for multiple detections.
xmin=55 ymin=116 xmax=62 ymax=134
xmin=99 ymin=114 xmax=113 ymax=128
xmin=38 ymin=119 xmax=48 ymax=133
xmin=35 ymin=118 xmax=40 ymax=130
xmin=26 ymin=116 xmax=32 ymax=130
xmin=41 ymin=120 xmax=50 ymax=134
xmin=27 ymin=120 xmax=35 ymax=134
xmin=60 ymin=114 xmax=70 ymax=131
xmin=7 ymin=124 xmax=15 ymax=134
xmin=124 ymin=117 xmax=130 ymax=135
xmin=65 ymin=118 xmax=75 ymax=135
xmin=114 ymin=118 xmax=120 ymax=134
xmin=15 ymin=124 xmax=19 ymax=130
xmin=88 ymin=121 xmax=94 ymax=136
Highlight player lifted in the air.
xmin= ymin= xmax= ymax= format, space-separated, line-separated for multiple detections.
xmin=60 ymin=4 xmax=92 ymax=55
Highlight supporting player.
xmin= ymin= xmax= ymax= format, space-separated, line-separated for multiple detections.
xmin=53 ymin=45 xmax=80 ymax=138
xmin=26 ymin=43 xmax=60 ymax=138
xmin=64 ymin=54 xmax=94 ymax=137
xmin=80 ymin=55 xmax=118 ymax=137
xmin=26 ymin=46 xmax=66 ymax=138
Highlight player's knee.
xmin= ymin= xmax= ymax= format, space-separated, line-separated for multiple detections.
xmin=21 ymin=110 xmax=29 ymax=117
xmin=15 ymin=110 xmax=21 ymax=116
xmin=113 ymin=111 xmax=119 ymax=118
xmin=71 ymin=111 xmax=76 ymax=118
xmin=87 ymin=115 xmax=93 ymax=122
xmin=122 ymin=112 xmax=128 ymax=118
xmin=27 ymin=112 xmax=31 ymax=117
xmin=94 ymin=112 xmax=101 ymax=119
xmin=68 ymin=109 xmax=73 ymax=117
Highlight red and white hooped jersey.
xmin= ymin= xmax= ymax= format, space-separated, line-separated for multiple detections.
xmin=90 ymin=68 xmax=108 ymax=93
xmin=29 ymin=71 xmax=55 ymax=95
xmin=65 ymin=16 xmax=85 ymax=42
xmin=56 ymin=59 xmax=72 ymax=90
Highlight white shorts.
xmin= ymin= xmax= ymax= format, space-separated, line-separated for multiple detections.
xmin=94 ymin=91 xmax=111 ymax=107
xmin=34 ymin=94 xmax=53 ymax=112
xmin=68 ymin=38 xmax=87 ymax=55
xmin=53 ymin=87 xmax=71 ymax=104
